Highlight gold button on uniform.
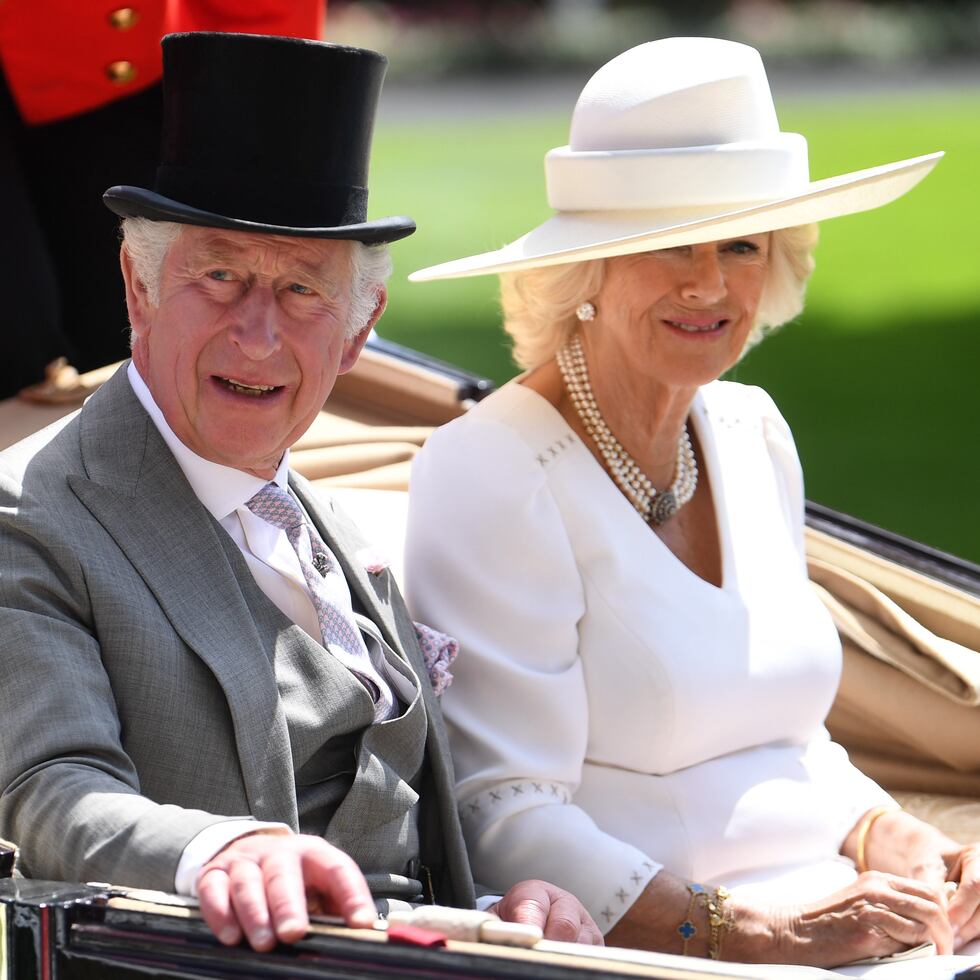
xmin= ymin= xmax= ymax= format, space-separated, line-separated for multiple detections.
xmin=105 ymin=60 xmax=138 ymax=85
xmin=108 ymin=7 xmax=141 ymax=30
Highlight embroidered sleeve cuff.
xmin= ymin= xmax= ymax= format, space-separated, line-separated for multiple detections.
xmin=463 ymin=789 xmax=662 ymax=934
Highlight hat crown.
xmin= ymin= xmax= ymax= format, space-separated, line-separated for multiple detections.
xmin=161 ymin=33 xmax=384 ymax=190
xmin=547 ymin=36 xmax=809 ymax=213
xmin=104 ymin=31 xmax=416 ymax=243
xmin=156 ymin=33 xmax=383 ymax=228
xmin=570 ymin=38 xmax=779 ymax=152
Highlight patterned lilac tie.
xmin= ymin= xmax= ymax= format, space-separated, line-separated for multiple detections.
xmin=245 ymin=482 xmax=394 ymax=719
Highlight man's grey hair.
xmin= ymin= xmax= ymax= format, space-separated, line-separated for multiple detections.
xmin=120 ymin=217 xmax=391 ymax=340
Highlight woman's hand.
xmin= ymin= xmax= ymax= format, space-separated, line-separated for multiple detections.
xmin=844 ymin=807 xmax=980 ymax=950
xmin=762 ymin=871 xmax=954 ymax=966
xmin=945 ymin=844 xmax=980 ymax=948
xmin=606 ymin=866 xmax=950 ymax=966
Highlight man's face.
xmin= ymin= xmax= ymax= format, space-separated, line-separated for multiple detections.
xmin=125 ymin=227 xmax=379 ymax=478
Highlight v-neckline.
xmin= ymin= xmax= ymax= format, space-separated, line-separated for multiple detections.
xmin=511 ymin=380 xmax=735 ymax=595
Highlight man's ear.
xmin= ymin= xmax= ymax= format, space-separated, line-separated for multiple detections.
xmin=339 ymin=287 xmax=387 ymax=375
xmin=119 ymin=245 xmax=154 ymax=337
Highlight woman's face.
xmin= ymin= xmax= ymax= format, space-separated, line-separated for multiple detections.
xmin=584 ymin=234 xmax=771 ymax=390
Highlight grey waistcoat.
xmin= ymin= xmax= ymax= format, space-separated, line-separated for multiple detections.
xmin=234 ymin=548 xmax=430 ymax=907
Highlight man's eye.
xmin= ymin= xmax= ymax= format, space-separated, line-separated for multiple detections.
xmin=208 ymin=269 xmax=234 ymax=281
xmin=289 ymin=283 xmax=315 ymax=295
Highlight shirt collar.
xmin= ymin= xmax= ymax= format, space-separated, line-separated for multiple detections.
xmin=127 ymin=362 xmax=290 ymax=520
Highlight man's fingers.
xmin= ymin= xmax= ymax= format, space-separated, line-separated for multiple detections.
xmin=302 ymin=844 xmax=376 ymax=928
xmin=197 ymin=866 xmax=242 ymax=946
xmin=227 ymin=856 xmax=277 ymax=951
xmin=262 ymin=848 xmax=309 ymax=943
xmin=196 ymin=834 xmax=376 ymax=949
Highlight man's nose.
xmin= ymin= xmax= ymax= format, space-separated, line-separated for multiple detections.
xmin=229 ymin=286 xmax=281 ymax=359
xmin=679 ymin=249 xmax=727 ymax=305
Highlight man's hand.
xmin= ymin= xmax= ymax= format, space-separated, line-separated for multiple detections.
xmin=489 ymin=879 xmax=604 ymax=945
xmin=197 ymin=833 xmax=376 ymax=951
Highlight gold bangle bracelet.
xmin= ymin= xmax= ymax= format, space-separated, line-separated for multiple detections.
xmin=855 ymin=805 xmax=901 ymax=874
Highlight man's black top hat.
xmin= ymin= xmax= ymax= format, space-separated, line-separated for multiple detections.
xmin=104 ymin=32 xmax=414 ymax=244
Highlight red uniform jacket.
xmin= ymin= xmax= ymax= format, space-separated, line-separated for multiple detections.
xmin=0 ymin=0 xmax=324 ymax=125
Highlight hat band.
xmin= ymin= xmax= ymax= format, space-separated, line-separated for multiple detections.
xmin=154 ymin=164 xmax=369 ymax=229
xmin=545 ymin=133 xmax=809 ymax=211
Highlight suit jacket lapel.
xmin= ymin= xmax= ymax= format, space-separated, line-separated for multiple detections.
xmin=66 ymin=369 xmax=297 ymax=826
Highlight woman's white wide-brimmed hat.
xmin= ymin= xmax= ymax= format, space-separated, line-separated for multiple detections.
xmin=410 ymin=37 xmax=941 ymax=282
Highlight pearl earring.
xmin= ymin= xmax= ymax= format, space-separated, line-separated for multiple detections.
xmin=575 ymin=302 xmax=596 ymax=322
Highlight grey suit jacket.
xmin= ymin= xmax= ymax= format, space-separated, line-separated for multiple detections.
xmin=0 ymin=368 xmax=474 ymax=907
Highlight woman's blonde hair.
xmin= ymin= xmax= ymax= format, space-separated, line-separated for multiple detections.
xmin=500 ymin=224 xmax=819 ymax=370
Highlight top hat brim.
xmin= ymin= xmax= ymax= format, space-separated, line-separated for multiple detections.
xmin=104 ymin=186 xmax=416 ymax=245
xmin=409 ymin=152 xmax=941 ymax=282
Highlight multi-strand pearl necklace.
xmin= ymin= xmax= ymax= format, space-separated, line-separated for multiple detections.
xmin=556 ymin=334 xmax=698 ymax=526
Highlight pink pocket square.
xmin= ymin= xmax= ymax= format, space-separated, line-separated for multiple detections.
xmin=412 ymin=622 xmax=459 ymax=697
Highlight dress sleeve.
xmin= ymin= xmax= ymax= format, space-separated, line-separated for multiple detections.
xmin=405 ymin=412 xmax=661 ymax=931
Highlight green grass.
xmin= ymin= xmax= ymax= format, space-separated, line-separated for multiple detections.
xmin=367 ymin=92 xmax=980 ymax=563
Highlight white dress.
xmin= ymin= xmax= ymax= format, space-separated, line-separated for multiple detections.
xmin=405 ymin=379 xmax=894 ymax=932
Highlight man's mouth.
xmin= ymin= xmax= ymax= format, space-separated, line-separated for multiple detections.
xmin=215 ymin=376 xmax=283 ymax=396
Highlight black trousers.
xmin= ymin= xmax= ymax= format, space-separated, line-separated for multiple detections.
xmin=0 ymin=72 xmax=163 ymax=399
